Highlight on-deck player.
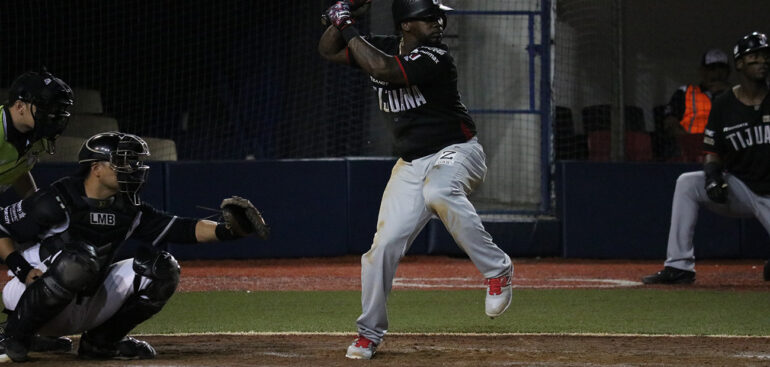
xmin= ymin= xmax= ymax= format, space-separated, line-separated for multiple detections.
xmin=643 ymin=32 xmax=770 ymax=285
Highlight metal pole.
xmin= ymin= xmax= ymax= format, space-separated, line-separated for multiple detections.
xmin=539 ymin=0 xmax=553 ymax=213
xmin=613 ymin=0 xmax=625 ymax=161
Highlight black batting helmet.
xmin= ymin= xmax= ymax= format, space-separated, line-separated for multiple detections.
xmin=79 ymin=132 xmax=150 ymax=205
xmin=733 ymin=32 xmax=769 ymax=60
xmin=392 ymin=0 xmax=453 ymax=30
xmin=8 ymin=69 xmax=74 ymax=154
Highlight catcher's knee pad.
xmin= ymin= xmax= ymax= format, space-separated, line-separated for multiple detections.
xmin=132 ymin=247 xmax=180 ymax=306
xmin=6 ymin=243 xmax=99 ymax=338
xmin=44 ymin=242 xmax=101 ymax=298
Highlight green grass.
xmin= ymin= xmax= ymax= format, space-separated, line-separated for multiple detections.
xmin=133 ymin=289 xmax=770 ymax=336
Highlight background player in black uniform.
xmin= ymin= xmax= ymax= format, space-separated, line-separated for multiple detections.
xmin=643 ymin=32 xmax=770 ymax=284
xmin=319 ymin=0 xmax=512 ymax=359
xmin=0 ymin=132 xmax=268 ymax=362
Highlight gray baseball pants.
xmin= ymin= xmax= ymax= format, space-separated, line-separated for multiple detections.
xmin=355 ymin=137 xmax=512 ymax=344
xmin=665 ymin=171 xmax=770 ymax=271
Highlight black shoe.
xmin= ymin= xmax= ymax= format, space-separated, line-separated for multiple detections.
xmin=642 ymin=266 xmax=695 ymax=284
xmin=0 ymin=320 xmax=71 ymax=355
xmin=78 ymin=333 xmax=156 ymax=360
xmin=0 ymin=335 xmax=31 ymax=363
xmin=30 ymin=335 xmax=72 ymax=353
xmin=764 ymin=260 xmax=770 ymax=281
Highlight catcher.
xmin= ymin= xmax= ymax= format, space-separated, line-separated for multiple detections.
xmin=0 ymin=131 xmax=269 ymax=362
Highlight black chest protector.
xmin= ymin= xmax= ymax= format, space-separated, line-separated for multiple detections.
xmin=49 ymin=176 xmax=141 ymax=267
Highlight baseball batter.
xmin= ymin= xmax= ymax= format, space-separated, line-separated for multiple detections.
xmin=643 ymin=32 xmax=770 ymax=285
xmin=0 ymin=70 xmax=73 ymax=198
xmin=0 ymin=132 xmax=269 ymax=362
xmin=319 ymin=0 xmax=512 ymax=359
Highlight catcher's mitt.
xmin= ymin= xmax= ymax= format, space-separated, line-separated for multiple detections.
xmin=220 ymin=196 xmax=270 ymax=240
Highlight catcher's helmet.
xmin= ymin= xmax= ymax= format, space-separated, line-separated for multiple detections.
xmin=392 ymin=0 xmax=453 ymax=30
xmin=8 ymin=69 xmax=74 ymax=154
xmin=733 ymin=32 xmax=769 ymax=60
xmin=79 ymin=132 xmax=150 ymax=205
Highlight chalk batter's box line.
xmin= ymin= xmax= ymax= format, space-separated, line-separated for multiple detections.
xmin=134 ymin=331 xmax=770 ymax=339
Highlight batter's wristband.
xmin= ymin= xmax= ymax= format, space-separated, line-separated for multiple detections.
xmin=341 ymin=25 xmax=360 ymax=43
xmin=5 ymin=251 xmax=32 ymax=281
xmin=703 ymin=161 xmax=723 ymax=181
xmin=215 ymin=223 xmax=242 ymax=241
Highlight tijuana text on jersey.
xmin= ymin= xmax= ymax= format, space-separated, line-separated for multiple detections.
xmin=703 ymin=89 xmax=770 ymax=194
xmin=351 ymin=36 xmax=476 ymax=161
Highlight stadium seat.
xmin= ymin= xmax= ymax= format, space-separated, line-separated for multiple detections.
xmin=624 ymin=105 xmax=645 ymax=132
xmin=651 ymin=104 xmax=677 ymax=161
xmin=63 ymin=114 xmax=119 ymax=138
xmin=587 ymin=130 xmax=653 ymax=162
xmin=71 ymin=88 xmax=104 ymax=114
xmin=143 ymin=137 xmax=178 ymax=161
xmin=676 ymin=133 xmax=705 ymax=163
xmin=554 ymin=106 xmax=588 ymax=160
xmin=625 ymin=131 xmax=653 ymax=162
xmin=582 ymin=105 xmax=612 ymax=133
xmin=582 ymin=104 xmax=648 ymax=133
xmin=587 ymin=130 xmax=611 ymax=161
xmin=38 ymin=136 xmax=86 ymax=162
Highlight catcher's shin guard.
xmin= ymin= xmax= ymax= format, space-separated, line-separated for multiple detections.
xmin=85 ymin=249 xmax=180 ymax=343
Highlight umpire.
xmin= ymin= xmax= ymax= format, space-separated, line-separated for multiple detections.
xmin=319 ymin=0 xmax=513 ymax=360
xmin=0 ymin=132 xmax=269 ymax=362
xmin=643 ymin=32 xmax=770 ymax=284
xmin=0 ymin=69 xmax=73 ymax=198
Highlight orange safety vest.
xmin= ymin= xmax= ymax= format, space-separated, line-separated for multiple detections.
xmin=679 ymin=85 xmax=711 ymax=134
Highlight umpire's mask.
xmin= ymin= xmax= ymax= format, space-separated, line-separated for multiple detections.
xmin=78 ymin=132 xmax=151 ymax=205
xmin=8 ymin=69 xmax=74 ymax=154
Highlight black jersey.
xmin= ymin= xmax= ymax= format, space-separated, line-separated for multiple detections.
xmin=359 ymin=36 xmax=476 ymax=161
xmin=0 ymin=176 xmax=198 ymax=268
xmin=703 ymin=89 xmax=770 ymax=194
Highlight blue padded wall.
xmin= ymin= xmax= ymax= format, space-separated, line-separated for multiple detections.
xmin=741 ymin=219 xmax=770 ymax=258
xmin=29 ymin=162 xmax=166 ymax=209
xmin=557 ymin=161 xmax=749 ymax=259
xmin=25 ymin=160 xmax=767 ymax=261
xmin=427 ymin=218 xmax=561 ymax=257
xmin=345 ymin=158 xmax=428 ymax=255
xmin=165 ymin=160 xmax=349 ymax=259
xmin=27 ymin=162 xmax=168 ymax=260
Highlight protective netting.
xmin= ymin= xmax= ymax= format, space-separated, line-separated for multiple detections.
xmin=1 ymin=0 xmax=551 ymax=213
xmin=554 ymin=0 xmax=770 ymax=164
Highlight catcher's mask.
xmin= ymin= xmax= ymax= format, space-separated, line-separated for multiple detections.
xmin=733 ymin=32 xmax=769 ymax=61
xmin=8 ymin=69 xmax=74 ymax=154
xmin=78 ymin=132 xmax=150 ymax=206
xmin=392 ymin=0 xmax=453 ymax=31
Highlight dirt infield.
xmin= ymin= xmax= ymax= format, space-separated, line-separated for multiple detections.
xmin=3 ymin=256 xmax=770 ymax=366
xmin=15 ymin=333 xmax=770 ymax=366
xmin=174 ymin=255 xmax=770 ymax=291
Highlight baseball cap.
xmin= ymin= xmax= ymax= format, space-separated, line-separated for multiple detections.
xmin=702 ymin=48 xmax=729 ymax=66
